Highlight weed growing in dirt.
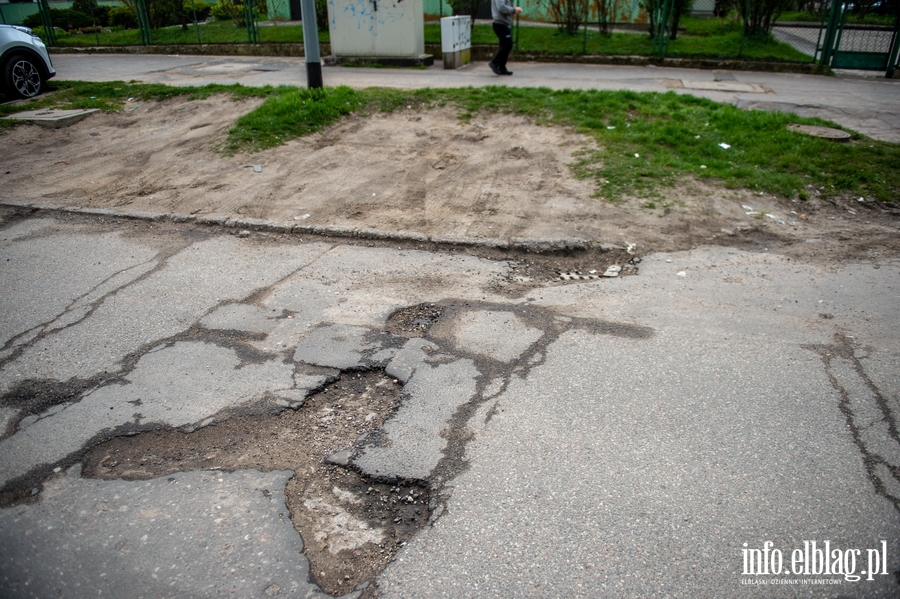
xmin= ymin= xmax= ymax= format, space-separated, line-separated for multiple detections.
xmin=8 ymin=81 xmax=898 ymax=203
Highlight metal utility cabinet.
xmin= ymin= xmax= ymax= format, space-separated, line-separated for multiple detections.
xmin=441 ymin=15 xmax=471 ymax=69
xmin=327 ymin=0 xmax=431 ymax=65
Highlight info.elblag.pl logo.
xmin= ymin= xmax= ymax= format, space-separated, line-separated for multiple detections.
xmin=742 ymin=540 xmax=890 ymax=582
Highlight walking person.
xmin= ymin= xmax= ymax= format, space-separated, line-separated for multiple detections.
xmin=488 ymin=0 xmax=522 ymax=75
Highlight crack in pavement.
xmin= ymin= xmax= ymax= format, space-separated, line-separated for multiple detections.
xmin=807 ymin=334 xmax=900 ymax=514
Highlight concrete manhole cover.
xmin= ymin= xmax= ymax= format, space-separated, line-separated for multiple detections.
xmin=787 ymin=124 xmax=851 ymax=142
xmin=3 ymin=108 xmax=100 ymax=129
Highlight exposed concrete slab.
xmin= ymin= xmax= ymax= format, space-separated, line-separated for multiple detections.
xmin=353 ymin=358 xmax=479 ymax=482
xmin=384 ymin=338 xmax=438 ymax=384
xmin=3 ymin=108 xmax=100 ymax=128
xmin=0 ymin=341 xmax=301 ymax=488
xmin=256 ymin=277 xmax=342 ymax=351
xmin=0 ymin=468 xmax=339 ymax=599
xmin=293 ymin=324 xmax=396 ymax=370
xmin=432 ymin=309 xmax=543 ymax=364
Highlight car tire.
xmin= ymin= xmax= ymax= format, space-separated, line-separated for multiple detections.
xmin=3 ymin=53 xmax=44 ymax=100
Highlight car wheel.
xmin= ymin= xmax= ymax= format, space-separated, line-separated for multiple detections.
xmin=3 ymin=53 xmax=43 ymax=100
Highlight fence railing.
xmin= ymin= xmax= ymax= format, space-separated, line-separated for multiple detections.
xmin=0 ymin=0 xmax=843 ymax=67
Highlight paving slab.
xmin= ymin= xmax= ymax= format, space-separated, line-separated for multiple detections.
xmin=385 ymin=338 xmax=438 ymax=384
xmin=2 ymin=108 xmax=100 ymax=128
xmin=293 ymin=323 xmax=396 ymax=370
xmin=430 ymin=309 xmax=544 ymax=364
xmin=353 ymin=357 xmax=479 ymax=482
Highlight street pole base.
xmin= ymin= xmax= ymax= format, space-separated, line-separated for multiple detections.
xmin=306 ymin=62 xmax=323 ymax=89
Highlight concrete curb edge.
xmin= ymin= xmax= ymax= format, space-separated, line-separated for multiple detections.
xmin=1 ymin=201 xmax=598 ymax=254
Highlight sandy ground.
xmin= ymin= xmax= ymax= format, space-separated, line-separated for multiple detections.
xmin=2 ymin=94 xmax=899 ymax=263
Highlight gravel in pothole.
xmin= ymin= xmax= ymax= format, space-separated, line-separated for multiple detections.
xmin=385 ymin=303 xmax=444 ymax=338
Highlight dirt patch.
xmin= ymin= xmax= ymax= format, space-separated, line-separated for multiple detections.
xmin=82 ymin=371 xmax=429 ymax=598
xmin=1 ymin=94 xmax=899 ymax=263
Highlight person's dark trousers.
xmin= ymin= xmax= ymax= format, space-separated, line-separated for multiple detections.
xmin=490 ymin=22 xmax=513 ymax=72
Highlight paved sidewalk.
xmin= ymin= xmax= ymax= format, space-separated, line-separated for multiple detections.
xmin=50 ymin=53 xmax=900 ymax=142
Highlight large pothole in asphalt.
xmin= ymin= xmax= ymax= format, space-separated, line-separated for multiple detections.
xmin=82 ymin=370 xmax=429 ymax=598
xmin=385 ymin=303 xmax=444 ymax=338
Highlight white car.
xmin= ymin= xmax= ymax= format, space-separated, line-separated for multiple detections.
xmin=1 ymin=24 xmax=56 ymax=100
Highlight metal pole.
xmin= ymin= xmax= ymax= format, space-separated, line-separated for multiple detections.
xmin=88 ymin=0 xmax=100 ymax=46
xmin=820 ymin=0 xmax=843 ymax=66
xmin=193 ymin=3 xmax=202 ymax=44
xmin=135 ymin=0 xmax=152 ymax=45
xmin=300 ymin=0 xmax=323 ymax=88
xmin=244 ymin=0 xmax=259 ymax=43
xmin=516 ymin=13 xmax=520 ymax=51
xmin=38 ymin=0 xmax=56 ymax=46
xmin=886 ymin=10 xmax=900 ymax=77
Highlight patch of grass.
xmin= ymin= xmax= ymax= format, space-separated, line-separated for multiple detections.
xmin=366 ymin=85 xmax=898 ymax=202
xmin=778 ymin=10 xmax=896 ymax=25
xmin=222 ymin=85 xmax=365 ymax=153
xmin=40 ymin=22 xmax=319 ymax=47
xmin=5 ymin=82 xmax=897 ymax=203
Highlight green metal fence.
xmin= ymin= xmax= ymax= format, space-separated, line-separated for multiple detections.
xmin=817 ymin=0 xmax=900 ymax=75
xmin=3 ymin=0 xmax=838 ymax=67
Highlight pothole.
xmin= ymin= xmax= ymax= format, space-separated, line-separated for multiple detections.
xmin=81 ymin=370 xmax=429 ymax=597
xmin=385 ymin=303 xmax=444 ymax=338
xmin=493 ymin=250 xmax=639 ymax=294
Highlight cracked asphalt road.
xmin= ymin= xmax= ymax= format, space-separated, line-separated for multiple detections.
xmin=1 ymin=206 xmax=899 ymax=598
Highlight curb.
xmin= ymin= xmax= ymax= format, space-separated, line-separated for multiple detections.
xmin=1 ymin=201 xmax=599 ymax=254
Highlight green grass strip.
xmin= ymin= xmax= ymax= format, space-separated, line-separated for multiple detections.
xmin=4 ymin=81 xmax=896 ymax=203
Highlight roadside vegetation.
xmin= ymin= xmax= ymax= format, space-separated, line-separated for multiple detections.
xmin=3 ymin=81 xmax=896 ymax=203
xmin=777 ymin=10 xmax=897 ymax=25
xmin=32 ymin=16 xmax=809 ymax=62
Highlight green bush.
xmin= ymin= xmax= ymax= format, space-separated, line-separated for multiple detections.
xmin=211 ymin=0 xmax=266 ymax=26
xmin=315 ymin=0 xmax=328 ymax=31
xmin=23 ymin=9 xmax=95 ymax=30
xmin=211 ymin=0 xmax=241 ymax=22
xmin=72 ymin=0 xmax=110 ymax=25
xmin=149 ymin=0 xmax=185 ymax=28
xmin=184 ymin=0 xmax=213 ymax=21
xmin=108 ymin=6 xmax=138 ymax=28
